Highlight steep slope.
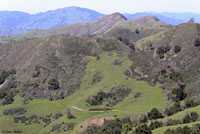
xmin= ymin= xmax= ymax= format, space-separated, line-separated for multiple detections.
xmin=136 ymin=23 xmax=200 ymax=99
xmin=117 ymin=16 xmax=168 ymax=27
xmin=0 ymin=34 xmax=167 ymax=134
xmin=105 ymin=16 xmax=170 ymax=42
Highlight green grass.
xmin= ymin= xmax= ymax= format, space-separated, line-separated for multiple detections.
xmin=0 ymin=52 xmax=167 ymax=134
xmin=153 ymin=121 xmax=200 ymax=134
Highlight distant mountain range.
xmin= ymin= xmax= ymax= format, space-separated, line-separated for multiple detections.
xmin=0 ymin=6 xmax=200 ymax=35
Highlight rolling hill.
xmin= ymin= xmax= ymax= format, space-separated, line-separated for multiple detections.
xmin=1 ymin=8 xmax=200 ymax=134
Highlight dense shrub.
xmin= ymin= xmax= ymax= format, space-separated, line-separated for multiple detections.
xmin=172 ymin=88 xmax=186 ymax=101
xmin=164 ymin=124 xmax=200 ymax=134
xmin=134 ymin=92 xmax=142 ymax=98
xmin=2 ymin=95 xmax=14 ymax=105
xmin=117 ymin=37 xmax=135 ymax=51
xmin=48 ymin=78 xmax=59 ymax=90
xmin=101 ymin=119 xmax=122 ymax=134
xmin=135 ymin=29 xmax=140 ymax=34
xmin=149 ymin=121 xmax=163 ymax=130
xmin=51 ymin=123 xmax=74 ymax=132
xmin=174 ymin=46 xmax=181 ymax=53
xmin=169 ymin=69 xmax=183 ymax=82
xmin=156 ymin=46 xmax=171 ymax=59
xmin=164 ymin=102 xmax=182 ymax=116
xmin=138 ymin=114 xmax=149 ymax=123
xmin=3 ymin=107 xmax=26 ymax=115
xmin=194 ymin=38 xmax=200 ymax=47
xmin=147 ymin=108 xmax=163 ymax=120
xmin=183 ymin=112 xmax=199 ymax=123
xmin=184 ymin=99 xmax=200 ymax=108
xmin=164 ymin=119 xmax=182 ymax=126
xmin=86 ymin=85 xmax=131 ymax=106
xmin=135 ymin=124 xmax=152 ymax=134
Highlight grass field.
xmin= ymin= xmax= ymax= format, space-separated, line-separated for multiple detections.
xmin=0 ymin=52 xmax=167 ymax=134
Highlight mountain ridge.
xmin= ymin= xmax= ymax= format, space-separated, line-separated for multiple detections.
xmin=1 ymin=6 xmax=200 ymax=35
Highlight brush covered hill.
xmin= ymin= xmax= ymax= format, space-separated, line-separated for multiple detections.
xmin=23 ymin=14 xmax=169 ymax=43
xmin=1 ymin=21 xmax=200 ymax=134
xmin=0 ymin=33 xmax=168 ymax=133
xmin=105 ymin=16 xmax=170 ymax=42
xmin=136 ymin=23 xmax=200 ymax=99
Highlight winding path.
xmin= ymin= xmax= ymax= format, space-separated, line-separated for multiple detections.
xmin=71 ymin=106 xmax=120 ymax=113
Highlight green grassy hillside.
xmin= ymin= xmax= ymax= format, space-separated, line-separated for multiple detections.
xmin=0 ymin=52 xmax=167 ymax=134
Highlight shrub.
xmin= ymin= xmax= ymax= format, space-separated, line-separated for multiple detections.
xmin=66 ymin=108 xmax=76 ymax=119
xmin=32 ymin=71 xmax=40 ymax=78
xmin=135 ymin=29 xmax=140 ymax=34
xmin=169 ymin=69 xmax=183 ymax=82
xmin=147 ymin=108 xmax=163 ymax=120
xmin=48 ymin=78 xmax=59 ymax=90
xmin=164 ymin=102 xmax=181 ymax=116
xmin=183 ymin=112 xmax=198 ymax=124
xmin=86 ymin=85 xmax=131 ymax=106
xmin=194 ymin=38 xmax=200 ymax=47
xmin=3 ymin=108 xmax=26 ymax=115
xmin=156 ymin=46 xmax=171 ymax=59
xmin=183 ymin=113 xmax=192 ymax=124
xmin=184 ymin=99 xmax=199 ymax=108
xmin=172 ymin=88 xmax=186 ymax=101
xmin=149 ymin=121 xmax=163 ymax=130
xmin=2 ymin=95 xmax=14 ymax=105
xmin=134 ymin=92 xmax=142 ymax=98
xmin=164 ymin=119 xmax=181 ymax=126
xmin=92 ymin=71 xmax=102 ymax=84
xmin=190 ymin=112 xmax=199 ymax=122
xmin=117 ymin=37 xmax=135 ymax=51
xmin=174 ymin=46 xmax=181 ymax=53
xmin=135 ymin=124 xmax=152 ymax=134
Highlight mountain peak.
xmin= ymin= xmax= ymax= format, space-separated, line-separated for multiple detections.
xmin=93 ymin=12 xmax=127 ymax=23
xmin=123 ymin=15 xmax=167 ymax=27
xmin=138 ymin=15 xmax=160 ymax=22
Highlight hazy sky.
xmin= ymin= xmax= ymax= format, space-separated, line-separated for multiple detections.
xmin=0 ymin=0 xmax=200 ymax=14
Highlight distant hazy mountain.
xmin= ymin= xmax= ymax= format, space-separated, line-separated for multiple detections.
xmin=0 ymin=7 xmax=105 ymax=35
xmin=20 ymin=7 xmax=105 ymax=29
xmin=1 ymin=6 xmax=200 ymax=35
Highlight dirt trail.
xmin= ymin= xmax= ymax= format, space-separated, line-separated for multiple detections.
xmin=71 ymin=106 xmax=120 ymax=113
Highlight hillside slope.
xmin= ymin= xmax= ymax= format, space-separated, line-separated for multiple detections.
xmin=0 ymin=34 xmax=167 ymax=134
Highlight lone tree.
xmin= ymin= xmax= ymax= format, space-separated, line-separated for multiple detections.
xmin=147 ymin=108 xmax=163 ymax=120
xmin=66 ymin=108 xmax=76 ymax=119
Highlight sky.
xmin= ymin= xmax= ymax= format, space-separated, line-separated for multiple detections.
xmin=0 ymin=0 xmax=200 ymax=14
